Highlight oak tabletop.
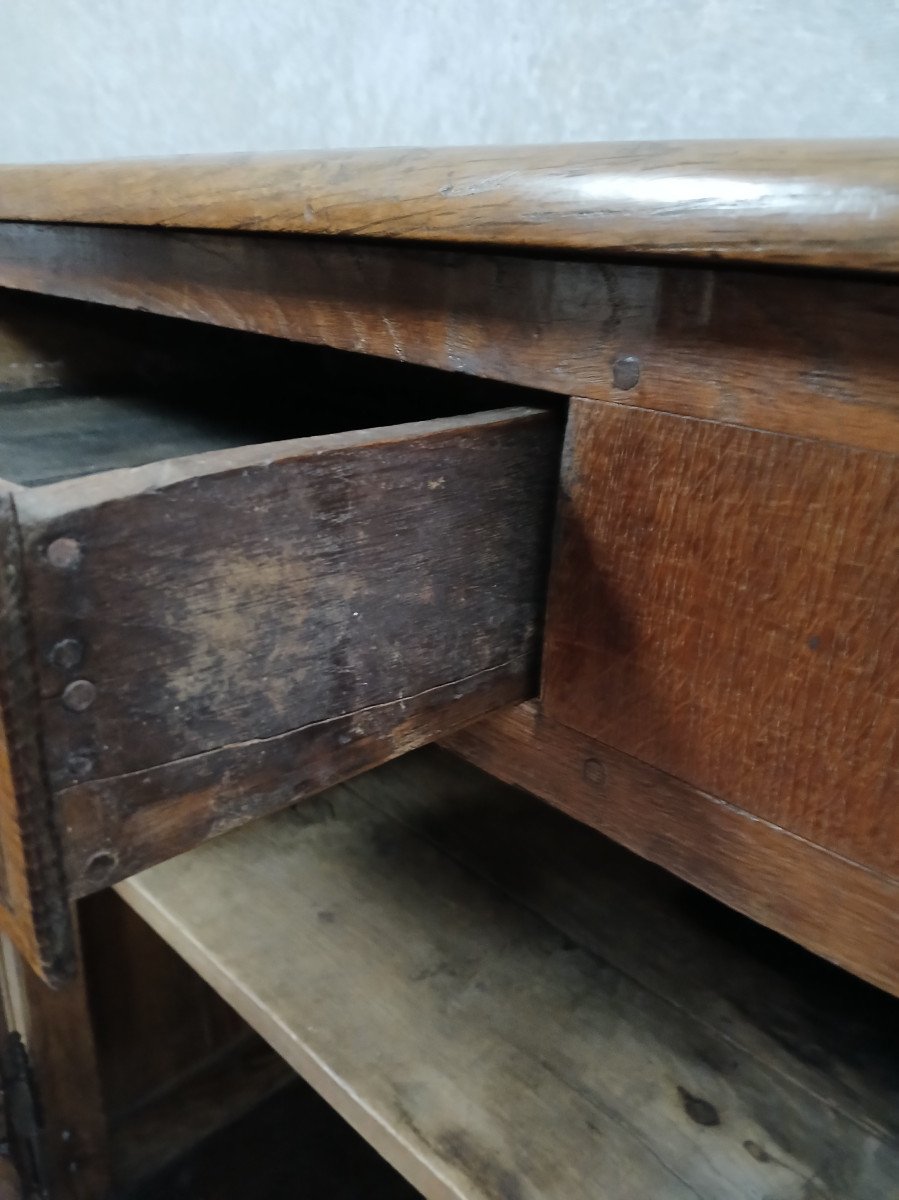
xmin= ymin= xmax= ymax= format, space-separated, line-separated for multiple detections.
xmin=0 ymin=140 xmax=897 ymax=272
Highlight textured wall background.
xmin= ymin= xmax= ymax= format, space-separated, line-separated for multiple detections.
xmin=1 ymin=0 xmax=897 ymax=162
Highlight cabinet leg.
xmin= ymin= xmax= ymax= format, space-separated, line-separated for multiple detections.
xmin=0 ymin=907 xmax=109 ymax=1200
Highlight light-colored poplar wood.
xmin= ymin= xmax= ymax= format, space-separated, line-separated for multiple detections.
xmin=116 ymin=748 xmax=899 ymax=1200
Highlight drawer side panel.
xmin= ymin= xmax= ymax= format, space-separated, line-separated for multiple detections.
xmin=18 ymin=408 xmax=561 ymax=893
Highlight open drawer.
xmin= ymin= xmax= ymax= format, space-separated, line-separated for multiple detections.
xmin=0 ymin=292 xmax=561 ymax=982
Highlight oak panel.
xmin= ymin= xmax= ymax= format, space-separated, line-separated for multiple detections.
xmin=443 ymin=704 xmax=899 ymax=997
xmin=542 ymin=400 xmax=899 ymax=875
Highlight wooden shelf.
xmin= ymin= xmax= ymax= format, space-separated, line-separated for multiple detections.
xmin=116 ymin=748 xmax=899 ymax=1200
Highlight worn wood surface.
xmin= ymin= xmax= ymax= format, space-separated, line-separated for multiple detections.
xmin=14 ymin=408 xmax=557 ymax=895
xmin=443 ymin=703 xmax=899 ymax=997
xmin=0 ymin=915 xmax=109 ymax=1200
xmin=542 ymin=399 xmax=899 ymax=875
xmin=1 ymin=225 xmax=898 ymax=453
xmin=21 ymin=408 xmax=557 ymax=784
xmin=116 ymin=747 xmax=899 ymax=1200
xmin=1 ymin=142 xmax=898 ymax=272
xmin=0 ymin=493 xmax=72 ymax=979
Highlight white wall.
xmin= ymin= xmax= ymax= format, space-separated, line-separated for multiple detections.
xmin=1 ymin=0 xmax=897 ymax=162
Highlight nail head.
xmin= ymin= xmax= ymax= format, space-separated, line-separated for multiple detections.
xmin=85 ymin=850 xmax=117 ymax=882
xmin=583 ymin=758 xmax=607 ymax=787
xmin=46 ymin=537 xmax=82 ymax=569
xmin=612 ymin=355 xmax=641 ymax=391
xmin=67 ymin=751 xmax=95 ymax=780
xmin=62 ymin=679 xmax=96 ymax=713
xmin=49 ymin=638 xmax=83 ymax=672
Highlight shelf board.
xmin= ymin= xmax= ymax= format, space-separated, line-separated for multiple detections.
xmin=116 ymin=747 xmax=899 ymax=1200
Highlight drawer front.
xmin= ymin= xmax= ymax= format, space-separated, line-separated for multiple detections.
xmin=1 ymin=406 xmax=560 ymax=980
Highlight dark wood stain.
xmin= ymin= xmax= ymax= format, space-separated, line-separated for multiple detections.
xmin=677 ymin=1086 xmax=721 ymax=1128
xmin=6 ymin=409 xmax=559 ymax=898
xmin=0 ymin=907 xmax=110 ymax=1198
xmin=1 ymin=226 xmax=898 ymax=454
xmin=0 ymin=494 xmax=73 ymax=979
xmin=21 ymin=409 xmax=557 ymax=786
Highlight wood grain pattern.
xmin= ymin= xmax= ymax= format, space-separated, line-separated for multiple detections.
xmin=22 ymin=408 xmax=556 ymax=784
xmin=1 ymin=141 xmax=898 ymax=272
xmin=358 ymin=748 xmax=899 ymax=1140
xmin=0 ymin=493 xmax=72 ymax=981
xmin=543 ymin=399 xmax=899 ymax=875
xmin=116 ymin=748 xmax=899 ymax=1199
xmin=58 ymin=659 xmax=532 ymax=897
xmin=442 ymin=704 xmax=899 ymax=997
xmin=15 ymin=408 xmax=558 ymax=894
xmin=0 ymin=280 xmax=556 ymax=412
xmin=1 ymin=224 xmax=898 ymax=453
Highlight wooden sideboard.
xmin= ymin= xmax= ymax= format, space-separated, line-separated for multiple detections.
xmin=0 ymin=142 xmax=895 ymax=1002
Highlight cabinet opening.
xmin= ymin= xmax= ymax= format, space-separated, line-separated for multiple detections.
xmin=0 ymin=287 xmax=559 ymax=487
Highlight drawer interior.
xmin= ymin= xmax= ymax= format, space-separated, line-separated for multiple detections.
xmin=0 ymin=286 xmax=556 ymax=486
xmin=0 ymin=386 xmax=278 ymax=486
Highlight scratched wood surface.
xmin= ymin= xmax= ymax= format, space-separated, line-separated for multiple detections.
xmin=443 ymin=703 xmax=899 ymax=997
xmin=542 ymin=400 xmax=899 ymax=876
xmin=116 ymin=748 xmax=899 ymax=1200
xmin=12 ymin=408 xmax=558 ymax=897
xmin=0 ymin=492 xmax=72 ymax=979
xmin=0 ymin=141 xmax=898 ymax=271
xmin=1 ymin=228 xmax=898 ymax=454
